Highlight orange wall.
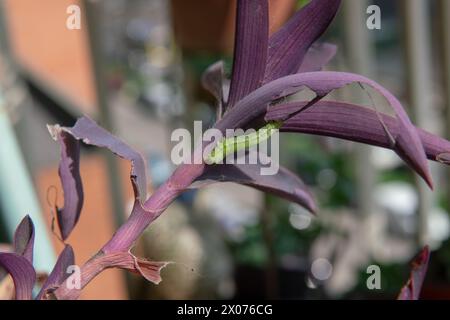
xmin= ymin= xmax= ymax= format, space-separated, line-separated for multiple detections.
xmin=3 ymin=0 xmax=97 ymax=115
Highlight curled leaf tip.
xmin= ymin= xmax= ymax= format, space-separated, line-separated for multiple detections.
xmin=93 ymin=252 xmax=168 ymax=285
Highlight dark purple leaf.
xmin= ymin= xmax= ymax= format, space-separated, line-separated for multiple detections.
xmin=13 ymin=215 xmax=35 ymax=263
xmin=227 ymin=0 xmax=269 ymax=108
xmin=264 ymin=0 xmax=341 ymax=82
xmin=265 ymin=100 xmax=450 ymax=166
xmin=0 ymin=253 xmax=36 ymax=300
xmin=36 ymin=245 xmax=75 ymax=300
xmin=48 ymin=127 xmax=84 ymax=240
xmin=191 ymin=152 xmax=316 ymax=213
xmin=216 ymin=71 xmax=432 ymax=188
xmin=398 ymin=246 xmax=430 ymax=300
xmin=298 ymin=43 xmax=337 ymax=73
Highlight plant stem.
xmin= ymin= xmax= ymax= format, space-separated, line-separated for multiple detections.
xmin=53 ymin=163 xmax=204 ymax=299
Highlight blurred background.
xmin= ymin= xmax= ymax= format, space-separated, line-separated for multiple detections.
xmin=0 ymin=0 xmax=450 ymax=299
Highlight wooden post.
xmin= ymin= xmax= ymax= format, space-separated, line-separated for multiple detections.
xmin=401 ymin=0 xmax=436 ymax=246
xmin=342 ymin=0 xmax=376 ymax=218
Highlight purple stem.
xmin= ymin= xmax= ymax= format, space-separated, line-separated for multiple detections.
xmin=53 ymin=163 xmax=204 ymax=299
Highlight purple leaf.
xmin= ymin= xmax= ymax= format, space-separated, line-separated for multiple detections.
xmin=0 ymin=253 xmax=36 ymax=300
xmin=227 ymin=0 xmax=269 ymax=108
xmin=13 ymin=215 xmax=35 ymax=263
xmin=216 ymin=71 xmax=432 ymax=188
xmin=36 ymin=245 xmax=75 ymax=300
xmin=202 ymin=61 xmax=226 ymax=118
xmin=191 ymin=153 xmax=316 ymax=213
xmin=63 ymin=116 xmax=148 ymax=200
xmin=48 ymin=116 xmax=149 ymax=239
xmin=48 ymin=127 xmax=84 ymax=240
xmin=265 ymin=100 xmax=450 ymax=166
xmin=398 ymin=246 xmax=430 ymax=300
xmin=298 ymin=43 xmax=337 ymax=73
xmin=264 ymin=0 xmax=341 ymax=82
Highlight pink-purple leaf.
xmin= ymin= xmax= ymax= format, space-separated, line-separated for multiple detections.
xmin=398 ymin=246 xmax=430 ymax=300
xmin=13 ymin=215 xmax=35 ymax=263
xmin=264 ymin=0 xmax=341 ymax=82
xmin=227 ymin=0 xmax=269 ymax=108
xmin=36 ymin=245 xmax=75 ymax=300
xmin=0 ymin=253 xmax=36 ymax=300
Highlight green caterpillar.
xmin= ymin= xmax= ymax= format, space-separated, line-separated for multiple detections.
xmin=207 ymin=121 xmax=282 ymax=164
